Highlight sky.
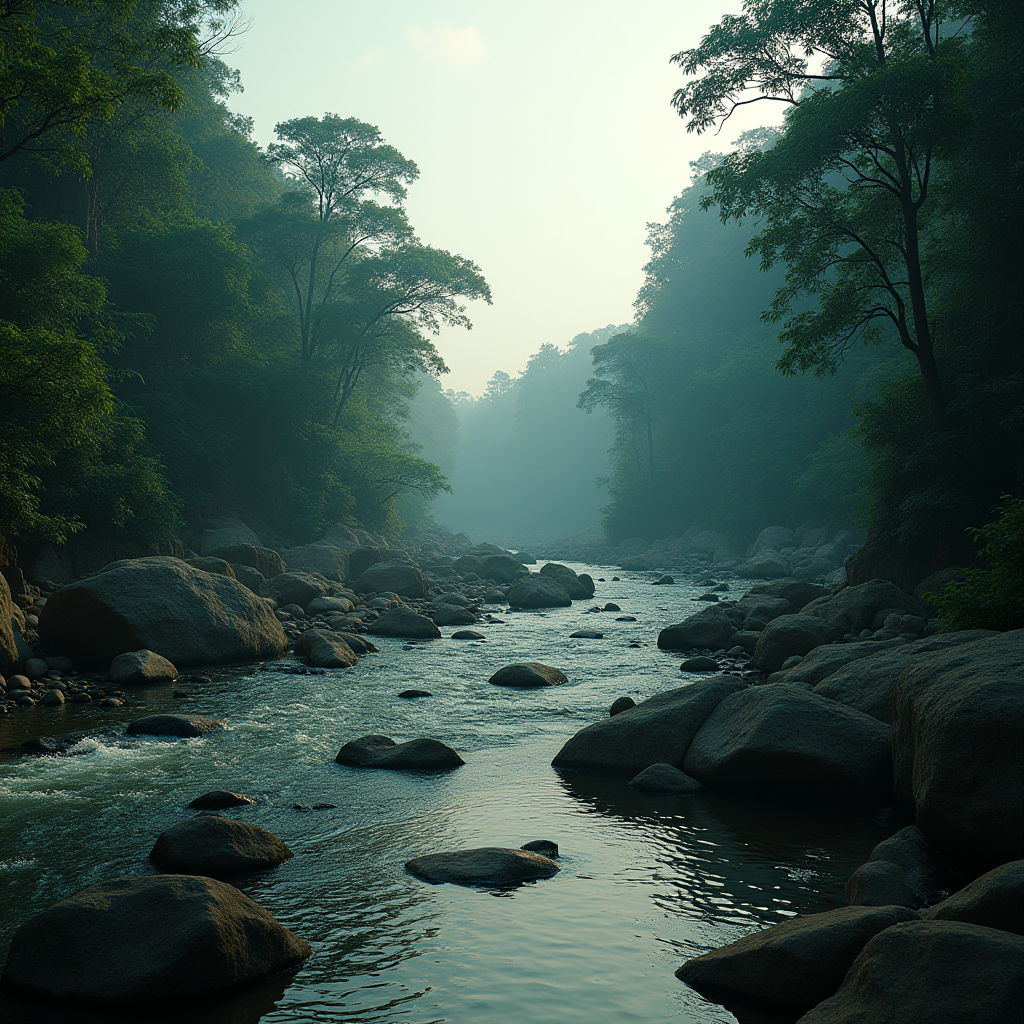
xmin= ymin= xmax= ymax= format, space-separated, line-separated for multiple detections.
xmin=229 ymin=0 xmax=778 ymax=394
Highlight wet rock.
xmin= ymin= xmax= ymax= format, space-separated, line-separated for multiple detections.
xmin=293 ymin=629 xmax=357 ymax=668
xmin=0 ymin=874 xmax=309 ymax=1005
xmin=398 ymin=689 xmax=432 ymax=698
xmin=261 ymin=571 xmax=331 ymax=609
xmin=750 ymin=614 xmax=842 ymax=672
xmin=657 ymin=607 xmax=736 ymax=652
xmin=431 ymin=605 xmax=476 ymax=626
xmin=188 ymin=790 xmax=255 ymax=810
xmin=366 ymin=607 xmax=442 ymax=640
xmin=39 ymin=688 xmax=64 ymax=705
xmin=683 ymin=684 xmax=892 ymax=800
xmin=845 ymin=860 xmax=916 ymax=908
xmin=331 ymin=632 xmax=377 ymax=654
xmin=521 ymin=840 xmax=558 ymax=857
xmin=680 ymin=656 xmax=719 ymax=671
xmin=654 ymin=575 xmax=675 ymax=585
xmin=482 ymin=590 xmax=506 ymax=604
xmin=406 ymin=847 xmax=560 ymax=886
xmin=351 ymin=559 xmax=429 ymax=599
xmin=846 ymin=826 xmax=942 ymax=908
xmin=125 ymin=714 xmax=225 ymax=738
xmin=481 ymin=554 xmax=529 ymax=584
xmin=801 ymin=578 xmax=928 ymax=634
xmin=628 ymin=763 xmax=702 ymax=794
xmin=539 ymin=563 xmax=595 ymax=599
xmin=21 ymin=736 xmax=69 ymax=755
xmin=489 ymin=662 xmax=567 ymax=688
xmin=150 ymin=815 xmax=292 ymax=875
xmin=798 ymin=920 xmax=1024 ymax=1024
xmin=22 ymin=657 xmax=48 ymax=678
xmin=569 ymin=629 xmax=603 ymax=639
xmin=609 ymin=696 xmax=636 ymax=716
xmin=922 ymin=859 xmax=1024 ymax=935
xmin=553 ymin=676 xmax=747 ymax=774
xmin=306 ymin=596 xmax=355 ymax=615
xmin=603 ymin=602 xmax=621 ymax=611
xmin=505 ymin=574 xmax=572 ymax=609
xmin=335 ymin=735 xmax=464 ymax=771
xmin=109 ymin=649 xmax=179 ymax=685
xmin=675 ymin=904 xmax=919 ymax=1014
xmin=615 ymin=615 xmax=637 ymax=622
xmin=435 ymin=592 xmax=472 ymax=607
xmin=451 ymin=629 xmax=485 ymax=640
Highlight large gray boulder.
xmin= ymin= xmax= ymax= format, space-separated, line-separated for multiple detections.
xmin=775 ymin=637 xmax=910 ymax=687
xmin=736 ymin=551 xmax=790 ymax=578
xmin=801 ymin=578 xmax=928 ymax=633
xmin=208 ymin=544 xmax=287 ymax=578
xmin=538 ymin=563 xmax=594 ymax=599
xmin=813 ymin=629 xmax=997 ymax=723
xmin=38 ymin=557 xmax=287 ymax=667
xmin=406 ymin=847 xmax=559 ymax=886
xmin=922 ymin=860 xmax=1024 ymax=935
xmin=480 ymin=554 xmax=528 ymax=585
xmin=197 ymin=517 xmax=261 ymax=555
xmin=750 ymin=614 xmax=842 ymax=671
xmin=657 ymin=606 xmax=737 ymax=651
xmin=185 ymin=556 xmax=235 ymax=578
xmin=552 ymin=676 xmax=747 ymax=774
xmin=489 ymin=662 xmax=567 ymax=688
xmin=891 ymin=630 xmax=1024 ymax=870
xmin=1 ymin=572 xmax=21 ymax=674
xmin=261 ymin=571 xmax=331 ymax=609
xmin=745 ymin=579 xmax=827 ymax=610
xmin=150 ymin=815 xmax=293 ymax=874
xmin=683 ymin=684 xmax=892 ymax=800
xmin=734 ymin=595 xmax=795 ymax=627
xmin=293 ymin=629 xmax=357 ymax=668
xmin=109 ymin=649 xmax=179 ymax=685
xmin=675 ymin=905 xmax=918 ymax=1014
xmin=366 ymin=607 xmax=441 ymax=639
xmin=0 ymin=874 xmax=309 ymax=1004
xmin=351 ymin=559 xmax=428 ymax=598
xmin=279 ymin=541 xmax=349 ymax=582
xmin=505 ymin=575 xmax=571 ymax=608
xmin=335 ymin=735 xmax=463 ymax=771
xmin=798 ymin=921 xmax=1024 ymax=1024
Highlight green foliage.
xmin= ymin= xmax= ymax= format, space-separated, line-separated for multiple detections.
xmin=933 ymin=497 xmax=1024 ymax=632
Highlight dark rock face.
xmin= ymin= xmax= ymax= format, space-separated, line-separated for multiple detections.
xmin=109 ymin=649 xmax=179 ymax=685
xmin=552 ymin=676 xmax=747 ymax=774
xmin=261 ymin=571 xmax=331 ymax=609
xmin=209 ymin=544 xmax=287 ymax=578
xmin=798 ymin=920 xmax=1024 ymax=1024
xmin=488 ymin=662 xmax=567 ymax=688
xmin=922 ymin=860 xmax=1024 ymax=935
xmin=279 ymin=540 xmax=350 ymax=583
xmin=38 ymin=557 xmax=287 ymax=668
xmin=892 ymin=630 xmax=1024 ymax=869
xmin=125 ymin=715 xmax=225 ymax=738
xmin=293 ymin=629 xmax=358 ymax=668
xmin=351 ymin=559 xmax=429 ymax=598
xmin=0 ymin=572 xmax=18 ymax=675
xmin=405 ymin=847 xmax=559 ymax=886
xmin=676 ymin=905 xmax=918 ymax=1013
xmin=0 ymin=874 xmax=310 ymax=1005
xmin=683 ymin=684 xmax=892 ymax=800
xmin=745 ymin=578 xmax=826 ymax=611
xmin=750 ymin=614 xmax=842 ymax=671
xmin=335 ymin=735 xmax=464 ymax=771
xmin=801 ymin=578 xmax=928 ymax=633
xmin=657 ymin=607 xmax=737 ymax=652
xmin=627 ymin=763 xmax=702 ymax=794
xmin=150 ymin=815 xmax=292 ymax=874
xmin=366 ymin=607 xmax=442 ymax=640
xmin=480 ymin=554 xmax=528 ymax=585
xmin=774 ymin=636 xmax=910 ymax=687
xmin=846 ymin=826 xmax=941 ymax=908
xmin=188 ymin=790 xmax=255 ymax=810
xmin=505 ymin=575 xmax=572 ymax=608
xmin=347 ymin=545 xmax=386 ymax=580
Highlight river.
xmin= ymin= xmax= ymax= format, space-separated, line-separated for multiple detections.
xmin=0 ymin=564 xmax=897 ymax=1023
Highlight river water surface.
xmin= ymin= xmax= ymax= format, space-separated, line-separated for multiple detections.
xmin=0 ymin=565 xmax=896 ymax=1023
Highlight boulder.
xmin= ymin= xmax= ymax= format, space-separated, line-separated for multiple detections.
xmin=125 ymin=715 xmax=225 ymax=738
xmin=505 ymin=575 xmax=571 ymax=608
xmin=922 ymin=859 xmax=1024 ymax=935
xmin=197 ymin=517 xmax=261 ymax=555
xmin=1 ymin=574 xmax=20 ymax=674
xmin=406 ymin=847 xmax=559 ymax=886
xmin=37 ymin=557 xmax=287 ymax=668
xmin=774 ymin=636 xmax=909 ymax=686
xmin=451 ymin=630 xmax=485 ymax=640
xmin=745 ymin=578 xmax=827 ymax=610
xmin=801 ymin=578 xmax=928 ymax=634
xmin=675 ymin=905 xmax=918 ymax=1014
xmin=209 ymin=544 xmax=287 ymax=578
xmin=306 ymin=596 xmax=355 ymax=615
xmin=891 ymin=630 xmax=1024 ymax=869
xmin=751 ymin=526 xmax=796 ymax=554
xmin=913 ymin=566 xmax=965 ymax=611
xmin=454 ymin=554 xmax=484 ymax=576
xmin=188 ymin=791 xmax=255 ymax=811
xmin=657 ymin=606 xmax=737 ymax=652
xmin=348 ymin=546 xmax=386 ymax=579
xmin=335 ymin=735 xmax=463 ymax=771
xmin=751 ymin=614 xmax=842 ymax=671
xmin=351 ymin=559 xmax=429 ymax=599
xmin=150 ymin=815 xmax=292 ymax=874
xmin=797 ymin=921 xmax=1024 ymax=1024
xmin=293 ymin=630 xmax=357 ymax=668
xmin=261 ymin=571 xmax=331 ymax=609
xmin=0 ymin=874 xmax=309 ymax=1004
xmin=735 ymin=595 xmax=796 ymax=626
xmin=480 ymin=554 xmax=528 ymax=585
xmin=366 ymin=607 xmax=441 ymax=640
xmin=431 ymin=605 xmax=476 ymax=626
xmin=229 ymin=563 xmax=266 ymax=594
xmin=680 ymin=656 xmax=719 ymax=671
xmin=683 ymin=684 xmax=892 ymax=800
xmin=609 ymin=696 xmax=636 ymax=716
xmin=552 ymin=676 xmax=747 ymax=774
xmin=538 ymin=563 xmax=593 ymax=600
xmin=736 ymin=551 xmax=791 ymax=578
xmin=332 ymin=632 xmax=377 ymax=654
xmin=109 ymin=649 xmax=179 ymax=685
xmin=813 ymin=629 xmax=998 ymax=722
xmin=185 ymin=556 xmax=236 ymax=578
xmin=279 ymin=540 xmax=349 ymax=582
xmin=489 ymin=662 xmax=567 ymax=688
xmin=628 ymin=763 xmax=702 ymax=794
xmin=846 ymin=827 xmax=941 ymax=908
xmin=521 ymin=839 xmax=557 ymax=857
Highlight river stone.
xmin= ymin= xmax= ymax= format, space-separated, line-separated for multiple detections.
xmin=40 ymin=688 xmax=64 ymax=705
xmin=813 ymin=629 xmax=997 ymax=722
xmin=734 ymin=596 xmax=795 ymax=626
xmin=406 ymin=847 xmax=559 ymax=886
xmin=569 ymin=629 xmax=603 ymax=639
xmin=922 ymin=859 xmax=1024 ymax=935
xmin=451 ymin=630 xmax=485 ymax=640
xmin=398 ymin=689 xmax=432 ymax=698
xmin=109 ymin=649 xmax=179 ymax=685
xmin=480 ymin=554 xmax=528 ymax=584
xmin=521 ymin=840 xmax=558 ymax=857
xmin=489 ymin=662 xmax=567 ymax=688
xmin=366 ymin=607 xmax=441 ymax=640
xmin=126 ymin=714 xmax=225 ymax=738
xmin=680 ymin=656 xmax=719 ymax=671
xmin=657 ymin=606 xmax=737 ymax=651
xmin=150 ymin=815 xmax=292 ymax=875
xmin=798 ymin=920 xmax=1024 ymax=1024
xmin=736 ymin=552 xmax=790 ymax=578
xmin=351 ymin=559 xmax=429 ymax=599
xmin=801 ymin=578 xmax=928 ymax=634
xmin=261 ymin=571 xmax=330 ymax=609
xmin=188 ymin=790 xmax=255 ymax=810
xmin=435 ymin=592 xmax=472 ymax=607
xmin=505 ymin=575 xmax=571 ymax=608
xmin=750 ymin=614 xmax=842 ymax=671
xmin=628 ymin=763 xmax=702 ymax=794
xmin=845 ymin=860 xmax=916 ymax=908
xmin=552 ymin=676 xmax=747 ymax=774
xmin=38 ymin=557 xmax=287 ymax=668
xmin=892 ymin=630 xmax=1024 ymax=869
xmin=683 ymin=684 xmax=892 ymax=799
xmin=609 ymin=696 xmax=636 ymax=716
xmin=846 ymin=826 xmax=941 ymax=908
xmin=332 ymin=631 xmax=377 ymax=654
xmin=278 ymin=540 xmax=349 ymax=582
xmin=0 ymin=874 xmax=309 ymax=1005
xmin=335 ymin=735 xmax=463 ymax=771
xmin=431 ymin=605 xmax=476 ymax=626
xmin=745 ymin=579 xmax=827 ymax=611
xmin=675 ymin=904 xmax=918 ymax=1013
xmin=347 ymin=545 xmax=386 ymax=579
xmin=293 ymin=629 xmax=357 ymax=668
xmin=306 ymin=596 xmax=355 ymax=615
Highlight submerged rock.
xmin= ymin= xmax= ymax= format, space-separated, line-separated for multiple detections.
xmin=335 ymin=735 xmax=463 ymax=771
xmin=188 ymin=790 xmax=255 ymax=811
xmin=521 ymin=840 xmax=559 ymax=858
xmin=366 ymin=607 xmax=442 ymax=640
xmin=406 ymin=847 xmax=560 ymax=886
xmin=489 ymin=662 xmax=567 ymax=688
xmin=451 ymin=629 xmax=485 ymax=640
xmin=505 ymin=575 xmax=572 ymax=608
xmin=628 ymin=763 xmax=702 ymax=794
xmin=150 ymin=815 xmax=292 ymax=875
xmin=125 ymin=715 xmax=225 ymax=738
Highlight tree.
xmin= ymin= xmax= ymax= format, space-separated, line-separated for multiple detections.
xmin=671 ymin=0 xmax=971 ymax=429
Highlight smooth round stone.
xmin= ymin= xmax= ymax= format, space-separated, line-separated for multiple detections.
xmin=609 ymin=696 xmax=636 ymax=717
xmin=40 ymin=689 xmax=64 ymax=706
xmin=188 ymin=790 xmax=255 ymax=811
xmin=628 ymin=763 xmax=703 ymax=794
xmin=488 ymin=663 xmax=567 ymax=688
xmin=450 ymin=630 xmax=485 ymax=640
xmin=7 ymin=675 xmax=30 ymax=691
xmin=150 ymin=815 xmax=292 ymax=874
xmin=22 ymin=658 xmax=48 ymax=679
xmin=569 ymin=630 xmax=604 ymax=639
xmin=398 ymin=689 xmax=433 ymax=698
xmin=406 ymin=847 xmax=560 ymax=886
xmin=521 ymin=840 xmax=559 ymax=858
xmin=681 ymin=656 xmax=720 ymax=672
xmin=615 ymin=615 xmax=638 ymax=622
xmin=603 ymin=603 xmax=621 ymax=611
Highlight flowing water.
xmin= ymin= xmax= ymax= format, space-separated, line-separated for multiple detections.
xmin=0 ymin=565 xmax=897 ymax=1023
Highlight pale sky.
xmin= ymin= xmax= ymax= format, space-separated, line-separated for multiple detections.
xmin=230 ymin=0 xmax=778 ymax=394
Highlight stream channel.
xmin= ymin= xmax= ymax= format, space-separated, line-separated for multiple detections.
xmin=0 ymin=563 xmax=898 ymax=1024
